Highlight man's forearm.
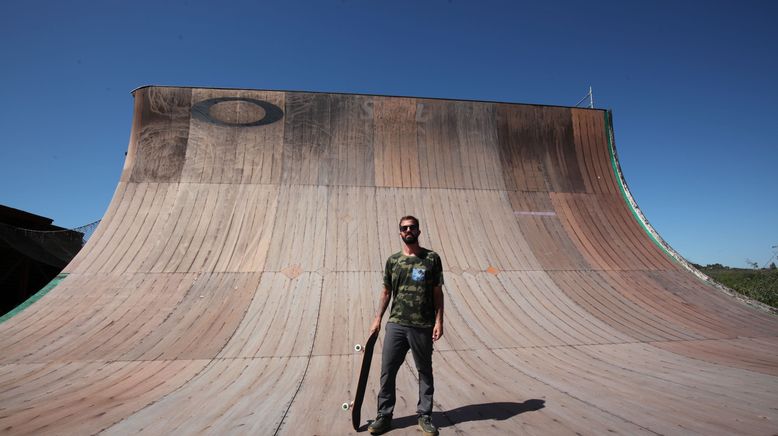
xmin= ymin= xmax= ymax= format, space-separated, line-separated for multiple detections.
xmin=369 ymin=287 xmax=391 ymax=335
xmin=433 ymin=285 xmax=444 ymax=324
xmin=376 ymin=286 xmax=391 ymax=319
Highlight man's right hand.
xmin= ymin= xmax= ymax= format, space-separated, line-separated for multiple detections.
xmin=368 ymin=316 xmax=382 ymax=336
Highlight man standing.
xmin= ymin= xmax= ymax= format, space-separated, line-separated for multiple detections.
xmin=368 ymin=216 xmax=445 ymax=436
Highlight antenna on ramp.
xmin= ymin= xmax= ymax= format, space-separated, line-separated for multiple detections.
xmin=575 ymin=86 xmax=594 ymax=108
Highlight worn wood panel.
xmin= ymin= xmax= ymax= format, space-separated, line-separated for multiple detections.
xmin=591 ymin=193 xmax=677 ymax=270
xmin=187 ymin=88 xmax=237 ymax=183
xmin=571 ymin=107 xmax=599 ymax=193
xmin=141 ymin=183 xmax=213 ymax=273
xmin=242 ymin=91 xmax=286 ymax=185
xmin=0 ymin=360 xmax=206 ymax=435
xmin=598 ymin=271 xmax=746 ymax=340
xmin=217 ymin=272 xmax=321 ymax=359
xmin=102 ymin=357 xmax=306 ymax=434
xmin=496 ymin=105 xmax=586 ymax=193
xmin=161 ymin=184 xmax=275 ymax=273
xmin=647 ymin=271 xmax=778 ymax=334
xmin=181 ymin=89 xmax=285 ymax=184
xmin=59 ymin=273 xmax=197 ymax=362
xmin=281 ymin=93 xmax=374 ymax=187
xmin=441 ymin=273 xmax=556 ymax=349
xmin=579 ymin=341 xmax=777 ymax=398
xmin=70 ymin=182 xmax=143 ymax=274
xmin=281 ymin=92 xmax=330 ymax=185
xmin=652 ymin=336 xmax=778 ymax=376
xmin=127 ymin=87 xmax=191 ymax=183
xmin=63 ymin=181 xmax=129 ymax=273
xmin=571 ymin=108 xmax=618 ymax=194
xmin=280 ymin=355 xmax=364 ymax=435
xmin=324 ymin=187 xmax=381 ymax=272
xmin=375 ymin=188 xmax=539 ymax=273
xmin=433 ymin=271 xmax=637 ymax=353
xmin=225 ymin=184 xmax=280 ymax=272
xmin=416 ymin=99 xmax=504 ymax=190
xmin=551 ymin=193 xmax=677 ymax=271
xmin=312 ymin=272 xmax=379 ymax=356
xmin=549 ymin=193 xmax=617 ymax=269
xmin=432 ymin=349 xmax=659 ymax=435
xmin=576 ymin=194 xmax=643 ymax=269
xmin=497 ymin=272 xmax=635 ymax=345
xmin=496 ymin=345 xmax=778 ymax=435
xmin=496 ymin=104 xmax=548 ymax=191
xmin=329 ymin=94 xmax=375 ymax=187
xmin=95 ymin=182 xmax=160 ymax=273
xmin=110 ymin=183 xmax=178 ymax=273
xmin=0 ymin=274 xmax=131 ymax=364
xmin=373 ymin=96 xmax=421 ymax=188
xmin=549 ymin=271 xmax=704 ymax=342
xmin=15 ymin=274 xmax=193 ymax=363
xmin=508 ymin=191 xmax=590 ymax=270
xmin=174 ymin=185 xmax=277 ymax=273
xmin=121 ymin=273 xmax=258 ymax=361
xmin=0 ymin=272 xmax=256 ymax=364
xmin=263 ymin=185 xmax=328 ymax=272
xmin=179 ymin=184 xmax=237 ymax=273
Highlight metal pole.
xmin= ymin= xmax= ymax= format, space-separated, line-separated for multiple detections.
xmin=589 ymin=86 xmax=594 ymax=108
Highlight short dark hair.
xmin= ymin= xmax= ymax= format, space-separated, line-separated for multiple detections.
xmin=399 ymin=215 xmax=419 ymax=228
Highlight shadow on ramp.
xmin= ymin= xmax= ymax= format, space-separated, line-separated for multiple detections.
xmin=389 ymin=399 xmax=546 ymax=430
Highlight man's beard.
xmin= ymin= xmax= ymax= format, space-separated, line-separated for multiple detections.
xmin=402 ymin=234 xmax=418 ymax=244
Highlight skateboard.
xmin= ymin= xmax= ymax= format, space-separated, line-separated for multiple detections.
xmin=342 ymin=330 xmax=379 ymax=431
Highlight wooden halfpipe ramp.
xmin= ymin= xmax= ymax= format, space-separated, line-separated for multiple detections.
xmin=1 ymin=86 xmax=776 ymax=435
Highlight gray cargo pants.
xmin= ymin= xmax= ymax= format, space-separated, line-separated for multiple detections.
xmin=377 ymin=322 xmax=434 ymax=417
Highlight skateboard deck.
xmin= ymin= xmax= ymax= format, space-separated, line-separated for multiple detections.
xmin=343 ymin=330 xmax=379 ymax=431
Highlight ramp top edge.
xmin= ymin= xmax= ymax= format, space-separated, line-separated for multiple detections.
xmin=129 ymin=84 xmax=608 ymax=111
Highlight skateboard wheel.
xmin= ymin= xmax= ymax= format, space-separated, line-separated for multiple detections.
xmin=354 ymin=344 xmax=362 ymax=352
xmin=342 ymin=402 xmax=350 ymax=411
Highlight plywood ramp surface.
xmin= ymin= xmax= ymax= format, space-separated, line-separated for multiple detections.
xmin=0 ymin=86 xmax=775 ymax=435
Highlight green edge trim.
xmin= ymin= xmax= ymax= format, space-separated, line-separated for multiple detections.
xmin=0 ymin=273 xmax=68 ymax=324
xmin=604 ymin=111 xmax=675 ymax=261
xmin=605 ymin=112 xmax=776 ymax=312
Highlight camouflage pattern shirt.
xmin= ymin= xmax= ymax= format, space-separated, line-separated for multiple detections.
xmin=383 ymin=249 xmax=444 ymax=328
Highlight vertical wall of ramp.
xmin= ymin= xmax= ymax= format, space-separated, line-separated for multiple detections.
xmin=0 ymin=86 xmax=776 ymax=435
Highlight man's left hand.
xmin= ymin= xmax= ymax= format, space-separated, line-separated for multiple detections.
xmin=432 ymin=322 xmax=443 ymax=341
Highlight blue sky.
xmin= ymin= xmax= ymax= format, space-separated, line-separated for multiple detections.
xmin=1 ymin=0 xmax=776 ymax=268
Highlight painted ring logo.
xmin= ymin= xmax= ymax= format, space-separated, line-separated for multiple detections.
xmin=191 ymin=97 xmax=284 ymax=127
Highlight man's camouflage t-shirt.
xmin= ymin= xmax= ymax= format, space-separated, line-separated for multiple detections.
xmin=383 ymin=249 xmax=444 ymax=328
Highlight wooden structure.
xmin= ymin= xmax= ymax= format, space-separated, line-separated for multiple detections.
xmin=0 ymin=205 xmax=84 ymax=317
xmin=0 ymin=86 xmax=776 ymax=435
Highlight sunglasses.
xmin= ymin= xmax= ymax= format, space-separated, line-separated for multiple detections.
xmin=399 ymin=225 xmax=419 ymax=232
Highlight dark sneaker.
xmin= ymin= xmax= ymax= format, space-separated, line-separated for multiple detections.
xmin=368 ymin=413 xmax=392 ymax=434
xmin=418 ymin=414 xmax=438 ymax=436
